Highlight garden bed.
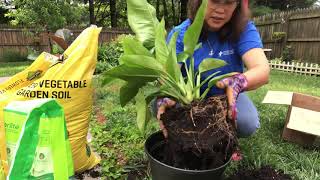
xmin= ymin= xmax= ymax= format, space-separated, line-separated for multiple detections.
xmin=227 ymin=166 xmax=292 ymax=180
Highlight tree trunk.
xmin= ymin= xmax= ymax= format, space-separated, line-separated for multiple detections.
xmin=89 ymin=0 xmax=95 ymax=25
xmin=162 ymin=0 xmax=168 ymax=25
xmin=156 ymin=0 xmax=160 ymax=20
xmin=110 ymin=0 xmax=117 ymax=27
xmin=171 ymin=0 xmax=176 ymax=25
xmin=180 ymin=0 xmax=188 ymax=23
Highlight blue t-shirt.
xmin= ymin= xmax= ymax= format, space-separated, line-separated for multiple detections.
xmin=167 ymin=19 xmax=263 ymax=96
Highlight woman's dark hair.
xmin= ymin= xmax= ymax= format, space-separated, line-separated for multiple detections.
xmin=188 ymin=0 xmax=251 ymax=42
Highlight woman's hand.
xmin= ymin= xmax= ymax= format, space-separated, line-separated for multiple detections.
xmin=216 ymin=73 xmax=248 ymax=127
xmin=156 ymin=98 xmax=176 ymax=138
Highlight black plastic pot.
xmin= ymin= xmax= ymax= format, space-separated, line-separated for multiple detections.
xmin=145 ymin=131 xmax=232 ymax=180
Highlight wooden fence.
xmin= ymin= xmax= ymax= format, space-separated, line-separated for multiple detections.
xmin=0 ymin=27 xmax=130 ymax=58
xmin=253 ymin=7 xmax=320 ymax=64
xmin=269 ymin=60 xmax=320 ymax=76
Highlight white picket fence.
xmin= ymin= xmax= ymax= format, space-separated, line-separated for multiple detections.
xmin=269 ymin=61 xmax=320 ymax=76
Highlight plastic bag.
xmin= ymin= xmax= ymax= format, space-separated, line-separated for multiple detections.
xmin=0 ymin=160 xmax=4 ymax=180
xmin=4 ymin=99 xmax=73 ymax=179
xmin=0 ymin=26 xmax=101 ymax=172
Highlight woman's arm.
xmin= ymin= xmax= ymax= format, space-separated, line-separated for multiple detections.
xmin=242 ymin=48 xmax=270 ymax=91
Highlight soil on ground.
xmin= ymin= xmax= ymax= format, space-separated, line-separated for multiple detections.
xmin=160 ymin=95 xmax=238 ymax=170
xmin=74 ymin=165 xmax=102 ymax=180
xmin=227 ymin=166 xmax=292 ymax=180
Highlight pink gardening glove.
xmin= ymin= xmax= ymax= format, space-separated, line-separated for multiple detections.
xmin=216 ymin=73 xmax=248 ymax=128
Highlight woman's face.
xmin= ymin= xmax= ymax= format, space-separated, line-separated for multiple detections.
xmin=205 ymin=0 xmax=238 ymax=31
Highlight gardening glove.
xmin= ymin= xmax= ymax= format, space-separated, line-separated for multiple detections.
xmin=231 ymin=149 xmax=243 ymax=161
xmin=156 ymin=97 xmax=177 ymax=138
xmin=216 ymin=73 xmax=248 ymax=128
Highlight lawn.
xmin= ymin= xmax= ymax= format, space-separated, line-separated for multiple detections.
xmin=0 ymin=61 xmax=32 ymax=77
xmin=1 ymin=61 xmax=319 ymax=179
xmin=92 ymin=71 xmax=320 ymax=179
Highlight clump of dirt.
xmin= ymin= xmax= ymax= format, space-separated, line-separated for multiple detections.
xmin=227 ymin=166 xmax=292 ymax=180
xmin=74 ymin=165 xmax=102 ymax=180
xmin=160 ymin=95 xmax=238 ymax=170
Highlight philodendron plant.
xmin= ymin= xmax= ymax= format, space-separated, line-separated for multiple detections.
xmin=103 ymin=0 xmax=234 ymax=132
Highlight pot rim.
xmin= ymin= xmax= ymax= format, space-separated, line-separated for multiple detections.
xmin=145 ymin=131 xmax=232 ymax=173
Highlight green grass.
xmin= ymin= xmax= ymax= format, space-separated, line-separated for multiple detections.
xmin=3 ymin=61 xmax=318 ymax=179
xmin=91 ymin=79 xmax=157 ymax=179
xmin=0 ymin=61 xmax=32 ymax=77
xmin=231 ymin=71 xmax=320 ymax=180
xmin=92 ymin=71 xmax=320 ymax=179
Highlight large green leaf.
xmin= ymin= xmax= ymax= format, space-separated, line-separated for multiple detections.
xmin=127 ymin=0 xmax=159 ymax=49
xmin=120 ymin=81 xmax=146 ymax=107
xmin=177 ymin=52 xmax=189 ymax=63
xmin=101 ymin=76 xmax=117 ymax=86
xmin=207 ymin=72 xmax=239 ymax=88
xmin=168 ymin=31 xmax=179 ymax=57
xmin=135 ymin=90 xmax=151 ymax=132
xmin=166 ymin=50 xmax=181 ymax=82
xmin=104 ymin=64 xmax=160 ymax=82
xmin=120 ymin=55 xmax=164 ymax=72
xmin=183 ymin=0 xmax=207 ymax=56
xmin=155 ymin=19 xmax=169 ymax=65
xmin=122 ymin=36 xmax=153 ymax=57
xmin=200 ymin=72 xmax=238 ymax=98
xmin=198 ymin=58 xmax=227 ymax=74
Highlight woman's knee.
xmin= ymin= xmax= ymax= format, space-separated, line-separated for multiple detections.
xmin=236 ymin=93 xmax=260 ymax=137
xmin=237 ymin=112 xmax=260 ymax=137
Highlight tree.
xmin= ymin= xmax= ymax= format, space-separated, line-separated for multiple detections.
xmin=6 ymin=0 xmax=86 ymax=52
xmin=110 ymin=0 xmax=117 ymax=27
xmin=162 ymin=0 xmax=168 ymax=24
xmin=6 ymin=0 xmax=85 ymax=31
xmin=180 ymin=0 xmax=188 ymax=23
xmin=254 ymin=0 xmax=317 ymax=10
xmin=171 ymin=0 xmax=177 ymax=25
xmin=251 ymin=0 xmax=318 ymax=16
xmin=89 ymin=0 xmax=95 ymax=24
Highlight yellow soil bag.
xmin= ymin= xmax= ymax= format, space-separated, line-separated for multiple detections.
xmin=0 ymin=26 xmax=101 ymax=172
xmin=0 ymin=111 xmax=7 ymax=178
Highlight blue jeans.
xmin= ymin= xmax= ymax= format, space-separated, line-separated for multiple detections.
xmin=236 ymin=93 xmax=260 ymax=137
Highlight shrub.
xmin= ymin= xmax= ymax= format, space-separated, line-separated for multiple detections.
xmin=281 ymin=45 xmax=294 ymax=63
xmin=272 ymin=32 xmax=286 ymax=41
xmin=0 ymin=50 xmax=28 ymax=62
xmin=95 ymin=35 xmax=129 ymax=74
xmin=95 ymin=61 xmax=112 ymax=75
xmin=52 ymin=44 xmax=64 ymax=55
xmin=26 ymin=47 xmax=41 ymax=61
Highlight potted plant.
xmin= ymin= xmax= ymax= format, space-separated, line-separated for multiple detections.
xmin=103 ymin=0 xmax=238 ymax=179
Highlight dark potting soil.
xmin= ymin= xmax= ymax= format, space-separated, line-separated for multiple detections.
xmin=227 ymin=166 xmax=292 ymax=180
xmin=160 ymin=95 xmax=238 ymax=170
xmin=74 ymin=165 xmax=102 ymax=180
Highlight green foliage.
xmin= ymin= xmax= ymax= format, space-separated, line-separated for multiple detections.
xmin=0 ymin=6 xmax=11 ymax=24
xmin=3 ymin=62 xmax=319 ymax=179
xmin=272 ymin=32 xmax=286 ymax=41
xmin=281 ymin=45 xmax=294 ymax=63
xmin=127 ymin=0 xmax=159 ymax=49
xmin=251 ymin=5 xmax=276 ymax=17
xmin=0 ymin=50 xmax=28 ymax=62
xmin=91 ymin=78 xmax=157 ymax=179
xmin=89 ymin=71 xmax=320 ymax=179
xmin=6 ymin=0 xmax=86 ymax=31
xmin=95 ymin=36 xmax=126 ymax=74
xmin=225 ymin=70 xmax=320 ymax=180
xmin=252 ymin=0 xmax=318 ymax=11
xmin=0 ymin=61 xmax=31 ymax=76
xmin=51 ymin=44 xmax=64 ymax=55
xmin=103 ymin=0 xmax=234 ymax=133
